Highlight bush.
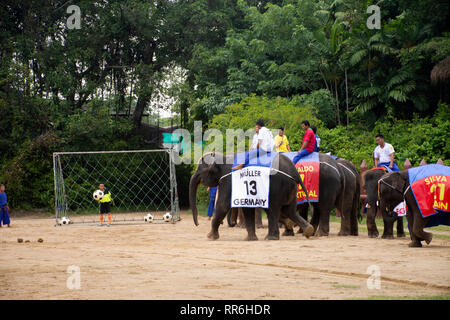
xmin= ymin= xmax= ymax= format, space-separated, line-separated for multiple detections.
xmin=1 ymin=131 xmax=60 ymax=209
xmin=318 ymin=102 xmax=450 ymax=168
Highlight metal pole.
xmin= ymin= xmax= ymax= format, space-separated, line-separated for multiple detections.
xmin=53 ymin=153 xmax=59 ymax=226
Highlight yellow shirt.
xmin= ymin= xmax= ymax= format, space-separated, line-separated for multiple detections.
xmin=274 ymin=135 xmax=290 ymax=152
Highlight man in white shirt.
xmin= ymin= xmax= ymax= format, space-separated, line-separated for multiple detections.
xmin=373 ymin=134 xmax=399 ymax=171
xmin=233 ymin=119 xmax=274 ymax=170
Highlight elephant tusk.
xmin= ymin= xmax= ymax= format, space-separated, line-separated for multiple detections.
xmin=376 ymin=200 xmax=379 ymax=206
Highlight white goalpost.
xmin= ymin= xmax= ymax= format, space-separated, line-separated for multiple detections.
xmin=53 ymin=149 xmax=180 ymax=225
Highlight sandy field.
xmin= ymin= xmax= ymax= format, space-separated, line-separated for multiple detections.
xmin=0 ymin=211 xmax=449 ymax=300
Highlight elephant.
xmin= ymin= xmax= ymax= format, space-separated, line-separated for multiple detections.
xmin=362 ymin=167 xmax=405 ymax=238
xmin=282 ymin=154 xmax=361 ymax=237
xmin=189 ymin=152 xmax=315 ymax=241
xmin=378 ymin=170 xmax=450 ymax=247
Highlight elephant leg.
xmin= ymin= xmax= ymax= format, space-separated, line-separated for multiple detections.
xmin=336 ymin=191 xmax=351 ymax=236
xmin=208 ymin=202 xmax=229 ymax=240
xmin=297 ymin=205 xmax=309 ymax=233
xmin=366 ymin=208 xmax=379 ymax=238
xmin=396 ymin=217 xmax=406 ymax=238
xmin=280 ymin=217 xmax=295 ymax=236
xmin=237 ymin=207 xmax=246 ymax=228
xmin=284 ymin=202 xmax=314 ymax=238
xmin=315 ymin=205 xmax=331 ymax=237
xmin=265 ymin=207 xmax=280 ymax=240
xmin=350 ymin=209 xmax=359 ymax=236
xmin=338 ymin=200 xmax=352 ymax=237
xmin=381 ymin=217 xmax=394 ymax=239
xmin=350 ymin=195 xmax=360 ymax=236
xmin=407 ymin=212 xmax=421 ymax=247
xmin=242 ymin=208 xmax=258 ymax=241
xmin=227 ymin=208 xmax=238 ymax=227
xmin=412 ymin=215 xmax=432 ymax=245
xmin=310 ymin=205 xmax=320 ymax=234
xmin=255 ymin=207 xmax=264 ymax=229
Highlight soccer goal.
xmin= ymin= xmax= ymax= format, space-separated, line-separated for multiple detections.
xmin=53 ymin=149 xmax=180 ymax=225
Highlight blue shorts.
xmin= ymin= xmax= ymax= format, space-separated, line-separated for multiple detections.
xmin=378 ymin=162 xmax=400 ymax=172
xmin=0 ymin=206 xmax=10 ymax=225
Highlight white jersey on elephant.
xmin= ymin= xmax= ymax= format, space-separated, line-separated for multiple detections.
xmin=231 ymin=166 xmax=271 ymax=209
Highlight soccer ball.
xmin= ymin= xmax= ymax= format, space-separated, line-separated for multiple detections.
xmin=61 ymin=216 xmax=71 ymax=225
xmin=93 ymin=189 xmax=104 ymax=201
xmin=163 ymin=212 xmax=172 ymax=222
xmin=144 ymin=213 xmax=154 ymax=223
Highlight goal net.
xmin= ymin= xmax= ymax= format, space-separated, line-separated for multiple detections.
xmin=53 ymin=149 xmax=180 ymax=225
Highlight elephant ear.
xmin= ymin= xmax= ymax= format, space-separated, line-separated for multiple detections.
xmin=390 ymin=172 xmax=407 ymax=192
xmin=207 ymin=162 xmax=220 ymax=176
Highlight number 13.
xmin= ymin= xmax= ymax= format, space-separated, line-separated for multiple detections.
xmin=244 ymin=180 xmax=257 ymax=195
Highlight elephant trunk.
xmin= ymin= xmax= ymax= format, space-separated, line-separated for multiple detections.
xmin=189 ymin=172 xmax=201 ymax=226
xmin=383 ymin=210 xmax=399 ymax=223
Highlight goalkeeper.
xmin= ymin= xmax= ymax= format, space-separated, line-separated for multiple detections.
xmin=98 ymin=183 xmax=112 ymax=226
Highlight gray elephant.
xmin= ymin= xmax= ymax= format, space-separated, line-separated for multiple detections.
xmin=189 ymin=152 xmax=314 ymax=241
xmin=282 ymin=154 xmax=361 ymax=237
xmin=378 ymin=166 xmax=450 ymax=247
xmin=362 ymin=167 xmax=405 ymax=238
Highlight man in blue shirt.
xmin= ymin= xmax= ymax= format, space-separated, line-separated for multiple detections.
xmin=0 ymin=184 xmax=10 ymax=227
xmin=311 ymin=125 xmax=321 ymax=152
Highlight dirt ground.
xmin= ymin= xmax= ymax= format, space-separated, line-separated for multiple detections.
xmin=1 ymin=211 xmax=449 ymax=300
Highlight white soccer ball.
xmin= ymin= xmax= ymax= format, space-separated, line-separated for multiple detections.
xmin=93 ymin=189 xmax=104 ymax=201
xmin=163 ymin=212 xmax=172 ymax=222
xmin=144 ymin=213 xmax=154 ymax=223
xmin=61 ymin=216 xmax=71 ymax=225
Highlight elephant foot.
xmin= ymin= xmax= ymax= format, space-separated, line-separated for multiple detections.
xmin=256 ymin=224 xmax=264 ymax=229
xmin=245 ymin=234 xmax=258 ymax=241
xmin=303 ymin=225 xmax=315 ymax=238
xmin=424 ymin=234 xmax=432 ymax=245
xmin=382 ymin=234 xmax=394 ymax=239
xmin=397 ymin=233 xmax=406 ymax=238
xmin=368 ymin=231 xmax=379 ymax=238
xmin=207 ymin=231 xmax=219 ymax=240
xmin=408 ymin=241 xmax=422 ymax=248
xmin=264 ymin=234 xmax=280 ymax=240
xmin=315 ymin=229 xmax=329 ymax=237
xmin=338 ymin=230 xmax=351 ymax=236
xmin=282 ymin=229 xmax=295 ymax=236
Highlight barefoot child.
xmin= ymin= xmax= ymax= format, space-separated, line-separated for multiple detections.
xmin=98 ymin=183 xmax=112 ymax=226
xmin=0 ymin=184 xmax=10 ymax=227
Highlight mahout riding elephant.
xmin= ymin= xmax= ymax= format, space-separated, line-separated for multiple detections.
xmin=189 ymin=152 xmax=314 ymax=241
xmin=282 ymin=154 xmax=361 ymax=237
xmin=378 ymin=166 xmax=450 ymax=247
xmin=362 ymin=167 xmax=405 ymax=238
